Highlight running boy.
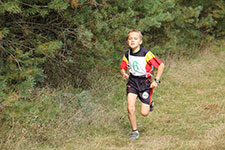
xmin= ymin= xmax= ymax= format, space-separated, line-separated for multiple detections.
xmin=120 ymin=29 xmax=165 ymax=140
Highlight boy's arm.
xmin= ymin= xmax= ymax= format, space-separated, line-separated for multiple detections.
xmin=121 ymin=69 xmax=129 ymax=80
xmin=120 ymin=54 xmax=129 ymax=80
xmin=155 ymin=63 xmax=165 ymax=80
xmin=150 ymin=63 xmax=165 ymax=88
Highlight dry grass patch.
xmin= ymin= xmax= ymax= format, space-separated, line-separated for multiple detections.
xmin=1 ymin=48 xmax=224 ymax=150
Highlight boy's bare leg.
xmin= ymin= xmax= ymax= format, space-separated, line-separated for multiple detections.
xmin=127 ymin=93 xmax=138 ymax=130
xmin=140 ymin=103 xmax=150 ymax=116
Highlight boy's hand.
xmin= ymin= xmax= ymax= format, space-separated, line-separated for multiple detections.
xmin=150 ymin=81 xmax=158 ymax=88
xmin=122 ymin=73 xmax=129 ymax=80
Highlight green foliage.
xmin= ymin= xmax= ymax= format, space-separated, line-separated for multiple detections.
xmin=48 ymin=0 xmax=69 ymax=11
xmin=0 ymin=1 xmax=22 ymax=14
xmin=15 ymin=77 xmax=35 ymax=98
xmin=0 ymin=80 xmax=7 ymax=103
xmin=0 ymin=0 xmax=225 ymax=106
xmin=0 ymin=28 xmax=9 ymax=39
xmin=36 ymin=40 xmax=63 ymax=57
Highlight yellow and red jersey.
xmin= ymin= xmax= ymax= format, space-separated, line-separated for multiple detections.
xmin=120 ymin=47 xmax=162 ymax=78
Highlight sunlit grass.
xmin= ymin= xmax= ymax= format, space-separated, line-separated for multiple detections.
xmin=62 ymin=49 xmax=225 ymax=150
xmin=0 ymin=46 xmax=224 ymax=150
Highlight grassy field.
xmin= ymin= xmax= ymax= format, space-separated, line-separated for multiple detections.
xmin=63 ymin=48 xmax=225 ymax=150
xmin=1 ymin=45 xmax=225 ymax=150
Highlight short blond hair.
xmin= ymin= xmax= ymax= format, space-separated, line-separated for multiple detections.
xmin=128 ymin=29 xmax=143 ymax=40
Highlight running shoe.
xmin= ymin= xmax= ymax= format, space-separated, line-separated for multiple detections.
xmin=150 ymin=100 xmax=154 ymax=112
xmin=129 ymin=130 xmax=139 ymax=140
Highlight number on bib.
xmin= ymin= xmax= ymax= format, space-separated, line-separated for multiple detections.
xmin=133 ymin=61 xmax=139 ymax=72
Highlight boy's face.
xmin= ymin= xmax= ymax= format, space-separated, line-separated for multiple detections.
xmin=127 ymin=32 xmax=142 ymax=50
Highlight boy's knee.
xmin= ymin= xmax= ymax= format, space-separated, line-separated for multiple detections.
xmin=141 ymin=111 xmax=149 ymax=116
xmin=128 ymin=106 xmax=135 ymax=114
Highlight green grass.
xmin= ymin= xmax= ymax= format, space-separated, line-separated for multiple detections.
xmin=62 ymin=49 xmax=225 ymax=150
xmin=0 ymin=46 xmax=225 ymax=150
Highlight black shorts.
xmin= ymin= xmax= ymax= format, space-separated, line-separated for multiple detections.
xmin=127 ymin=75 xmax=153 ymax=105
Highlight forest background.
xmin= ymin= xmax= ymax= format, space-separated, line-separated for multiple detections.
xmin=0 ymin=0 xmax=225 ymax=149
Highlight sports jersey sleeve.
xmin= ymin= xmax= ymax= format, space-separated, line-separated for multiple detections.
xmin=120 ymin=55 xmax=128 ymax=70
xmin=146 ymin=51 xmax=162 ymax=69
